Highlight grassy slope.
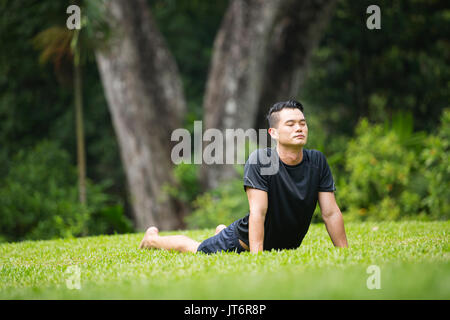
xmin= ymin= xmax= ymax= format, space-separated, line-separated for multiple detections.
xmin=0 ymin=221 xmax=449 ymax=299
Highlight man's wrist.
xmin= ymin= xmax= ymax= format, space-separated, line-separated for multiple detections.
xmin=249 ymin=242 xmax=263 ymax=253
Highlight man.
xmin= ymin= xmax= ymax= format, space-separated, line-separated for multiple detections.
xmin=139 ymin=100 xmax=348 ymax=254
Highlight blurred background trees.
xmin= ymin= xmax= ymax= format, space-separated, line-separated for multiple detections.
xmin=0 ymin=0 xmax=448 ymax=242
xmin=200 ymin=0 xmax=337 ymax=190
xmin=95 ymin=0 xmax=188 ymax=231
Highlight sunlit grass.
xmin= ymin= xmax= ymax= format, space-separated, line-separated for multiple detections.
xmin=0 ymin=221 xmax=449 ymax=299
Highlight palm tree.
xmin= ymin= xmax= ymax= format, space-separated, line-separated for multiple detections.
xmin=32 ymin=1 xmax=110 ymax=205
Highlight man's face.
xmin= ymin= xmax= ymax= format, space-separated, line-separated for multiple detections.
xmin=269 ymin=108 xmax=308 ymax=147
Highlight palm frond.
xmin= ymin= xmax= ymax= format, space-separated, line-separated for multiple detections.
xmin=32 ymin=26 xmax=74 ymax=65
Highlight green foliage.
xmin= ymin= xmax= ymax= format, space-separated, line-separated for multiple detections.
xmin=420 ymin=109 xmax=450 ymax=219
xmin=337 ymin=109 xmax=449 ymax=221
xmin=303 ymin=0 xmax=449 ymax=134
xmin=0 ymin=0 xmax=127 ymax=228
xmin=186 ymin=166 xmax=248 ymax=229
xmin=337 ymin=118 xmax=424 ymax=220
xmin=0 ymin=141 xmax=132 ymax=243
xmin=163 ymin=162 xmax=201 ymax=205
xmin=150 ymin=0 xmax=229 ymax=116
xmin=87 ymin=203 xmax=134 ymax=236
xmin=32 ymin=0 xmax=111 ymax=69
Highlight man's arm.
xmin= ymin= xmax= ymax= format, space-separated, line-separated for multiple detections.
xmin=318 ymin=191 xmax=348 ymax=247
xmin=246 ymin=187 xmax=268 ymax=253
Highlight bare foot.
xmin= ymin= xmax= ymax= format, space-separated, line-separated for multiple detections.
xmin=139 ymin=226 xmax=159 ymax=249
xmin=215 ymin=224 xmax=227 ymax=235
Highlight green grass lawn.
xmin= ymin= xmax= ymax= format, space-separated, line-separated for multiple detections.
xmin=1 ymin=221 xmax=449 ymax=299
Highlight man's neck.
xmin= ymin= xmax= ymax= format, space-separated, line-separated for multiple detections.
xmin=275 ymin=143 xmax=303 ymax=166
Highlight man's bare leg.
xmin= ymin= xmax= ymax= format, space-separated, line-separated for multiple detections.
xmin=139 ymin=227 xmax=200 ymax=253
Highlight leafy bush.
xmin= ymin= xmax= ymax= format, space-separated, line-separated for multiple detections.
xmin=420 ymin=109 xmax=449 ymax=219
xmin=0 ymin=140 xmax=132 ymax=242
xmin=163 ymin=162 xmax=201 ymax=205
xmin=337 ymin=109 xmax=449 ymax=221
xmin=336 ymin=118 xmax=420 ymax=221
xmin=82 ymin=178 xmax=133 ymax=235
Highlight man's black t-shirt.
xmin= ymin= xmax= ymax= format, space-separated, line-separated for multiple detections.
xmin=235 ymin=147 xmax=336 ymax=251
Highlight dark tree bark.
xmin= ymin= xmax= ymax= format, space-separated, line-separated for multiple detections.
xmin=95 ymin=0 xmax=186 ymax=231
xmin=201 ymin=0 xmax=337 ymax=190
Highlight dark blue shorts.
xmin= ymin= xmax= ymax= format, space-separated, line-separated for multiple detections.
xmin=196 ymin=220 xmax=247 ymax=254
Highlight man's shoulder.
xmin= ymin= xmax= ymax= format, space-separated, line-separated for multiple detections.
xmin=304 ymin=148 xmax=325 ymax=158
xmin=304 ymin=149 xmax=327 ymax=167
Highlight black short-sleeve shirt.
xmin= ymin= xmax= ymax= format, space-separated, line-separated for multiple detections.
xmin=236 ymin=147 xmax=336 ymax=251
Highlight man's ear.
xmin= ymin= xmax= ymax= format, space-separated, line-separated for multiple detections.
xmin=268 ymin=127 xmax=278 ymax=140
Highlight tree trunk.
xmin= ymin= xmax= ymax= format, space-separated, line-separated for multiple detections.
xmin=95 ymin=0 xmax=186 ymax=231
xmin=201 ymin=0 xmax=337 ymax=190
xmin=74 ymin=59 xmax=86 ymax=205
xmin=254 ymin=0 xmax=338 ymax=131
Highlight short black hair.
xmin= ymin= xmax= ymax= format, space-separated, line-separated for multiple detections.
xmin=266 ymin=100 xmax=304 ymax=128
